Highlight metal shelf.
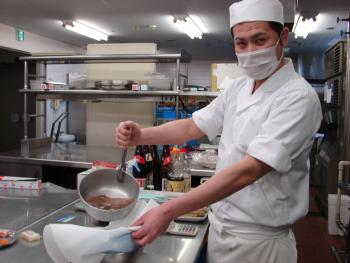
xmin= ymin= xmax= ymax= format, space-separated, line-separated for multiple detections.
xmin=19 ymin=89 xmax=219 ymax=99
xmin=20 ymin=89 xmax=218 ymax=96
xmin=19 ymin=89 xmax=179 ymax=96
xmin=19 ymin=89 xmax=179 ymax=102
xmin=19 ymin=49 xmax=191 ymax=64
xmin=180 ymin=91 xmax=219 ymax=97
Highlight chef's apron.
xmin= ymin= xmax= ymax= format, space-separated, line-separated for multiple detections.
xmin=206 ymin=214 xmax=297 ymax=263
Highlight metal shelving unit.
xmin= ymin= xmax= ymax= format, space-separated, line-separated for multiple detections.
xmin=19 ymin=50 xmax=219 ymax=142
xmin=19 ymin=50 xmax=194 ymax=140
xmin=314 ymin=40 xmax=348 ymax=213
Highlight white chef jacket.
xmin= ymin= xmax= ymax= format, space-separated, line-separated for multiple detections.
xmin=192 ymin=59 xmax=322 ymax=231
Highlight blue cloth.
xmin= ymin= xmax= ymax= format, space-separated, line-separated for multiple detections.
xmin=105 ymin=227 xmax=140 ymax=254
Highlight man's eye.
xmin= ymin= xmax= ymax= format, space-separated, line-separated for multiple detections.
xmin=256 ymin=39 xmax=266 ymax=44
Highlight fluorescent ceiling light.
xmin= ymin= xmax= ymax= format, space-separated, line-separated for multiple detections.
xmin=62 ymin=20 xmax=109 ymax=41
xmin=292 ymin=14 xmax=318 ymax=39
xmin=172 ymin=15 xmax=207 ymax=39
xmin=189 ymin=15 xmax=208 ymax=34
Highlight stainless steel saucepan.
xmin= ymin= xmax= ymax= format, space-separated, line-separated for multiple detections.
xmin=78 ymin=149 xmax=139 ymax=222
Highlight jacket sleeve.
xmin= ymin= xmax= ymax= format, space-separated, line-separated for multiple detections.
xmin=192 ymin=89 xmax=228 ymax=141
xmin=247 ymin=90 xmax=322 ymax=173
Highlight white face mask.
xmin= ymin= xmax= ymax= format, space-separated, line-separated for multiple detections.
xmin=236 ymin=40 xmax=283 ymax=80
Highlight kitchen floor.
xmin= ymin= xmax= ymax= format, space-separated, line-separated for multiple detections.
xmin=293 ymin=187 xmax=347 ymax=263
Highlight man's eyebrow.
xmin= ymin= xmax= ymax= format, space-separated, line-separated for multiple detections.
xmin=234 ymin=32 xmax=269 ymax=41
xmin=234 ymin=37 xmax=245 ymax=41
xmin=252 ymin=32 xmax=269 ymax=38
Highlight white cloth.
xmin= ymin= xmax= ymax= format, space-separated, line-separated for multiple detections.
xmin=192 ymin=58 xmax=322 ymax=229
xmin=43 ymin=200 xmax=159 ymax=263
xmin=44 ymin=225 xmax=135 ymax=263
xmin=229 ymin=0 xmax=284 ymax=28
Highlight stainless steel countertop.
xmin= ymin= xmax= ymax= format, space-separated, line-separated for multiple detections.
xmin=1 ymin=192 xmax=209 ymax=263
xmin=0 ymin=183 xmax=78 ymax=232
xmin=188 ymin=167 xmax=215 ymax=177
xmin=0 ymin=144 xmax=135 ymax=169
xmin=0 ymin=144 xmax=215 ymax=177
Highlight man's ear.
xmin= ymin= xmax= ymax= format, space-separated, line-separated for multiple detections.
xmin=280 ymin=27 xmax=289 ymax=47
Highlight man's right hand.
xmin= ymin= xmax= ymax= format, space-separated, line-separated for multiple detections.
xmin=115 ymin=121 xmax=142 ymax=148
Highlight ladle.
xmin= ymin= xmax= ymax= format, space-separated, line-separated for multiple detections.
xmin=116 ymin=148 xmax=127 ymax=182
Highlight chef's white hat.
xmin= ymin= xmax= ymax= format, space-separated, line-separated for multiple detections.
xmin=229 ymin=0 xmax=284 ymax=28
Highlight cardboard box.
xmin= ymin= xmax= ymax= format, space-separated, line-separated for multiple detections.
xmin=0 ymin=176 xmax=42 ymax=190
xmin=211 ymin=63 xmax=242 ymax=91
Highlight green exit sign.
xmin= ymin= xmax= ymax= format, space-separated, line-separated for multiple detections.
xmin=16 ymin=29 xmax=24 ymax=42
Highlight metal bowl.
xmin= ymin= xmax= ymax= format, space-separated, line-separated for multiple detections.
xmin=78 ymin=168 xmax=139 ymax=222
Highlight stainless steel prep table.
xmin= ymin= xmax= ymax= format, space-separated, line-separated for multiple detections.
xmin=0 ymin=144 xmax=214 ymax=174
xmin=0 ymin=183 xmax=78 ymax=232
xmin=0 ymin=144 xmax=215 ymax=184
xmin=1 ymin=198 xmax=209 ymax=263
xmin=0 ymin=144 xmax=135 ymax=169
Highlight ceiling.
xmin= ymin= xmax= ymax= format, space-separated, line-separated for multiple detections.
xmin=0 ymin=0 xmax=348 ymax=61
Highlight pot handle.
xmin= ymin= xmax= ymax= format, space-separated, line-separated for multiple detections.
xmin=117 ymin=148 xmax=127 ymax=182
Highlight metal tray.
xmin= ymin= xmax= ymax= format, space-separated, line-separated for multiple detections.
xmin=176 ymin=209 xmax=208 ymax=222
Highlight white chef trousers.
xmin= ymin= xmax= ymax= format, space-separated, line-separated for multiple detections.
xmin=206 ymin=222 xmax=297 ymax=263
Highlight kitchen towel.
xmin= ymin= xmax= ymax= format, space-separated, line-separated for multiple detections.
xmin=43 ymin=199 xmax=159 ymax=263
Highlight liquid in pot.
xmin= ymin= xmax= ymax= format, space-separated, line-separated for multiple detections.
xmin=86 ymin=195 xmax=134 ymax=210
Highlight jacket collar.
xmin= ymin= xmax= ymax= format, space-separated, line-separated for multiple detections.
xmin=236 ymin=58 xmax=298 ymax=113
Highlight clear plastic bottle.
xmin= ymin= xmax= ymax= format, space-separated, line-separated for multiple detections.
xmin=181 ymin=149 xmax=191 ymax=192
xmin=166 ymin=147 xmax=184 ymax=192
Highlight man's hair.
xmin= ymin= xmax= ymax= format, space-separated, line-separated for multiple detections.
xmin=268 ymin=21 xmax=284 ymax=37
xmin=268 ymin=21 xmax=284 ymax=46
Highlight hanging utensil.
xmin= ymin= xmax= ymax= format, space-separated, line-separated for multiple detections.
xmin=49 ymin=112 xmax=69 ymax=142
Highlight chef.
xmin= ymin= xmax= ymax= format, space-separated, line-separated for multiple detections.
xmin=115 ymin=0 xmax=322 ymax=262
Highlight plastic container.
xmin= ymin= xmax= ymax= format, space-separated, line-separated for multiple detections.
xmin=29 ymin=79 xmax=44 ymax=90
xmin=191 ymin=150 xmax=217 ymax=169
xmin=145 ymin=72 xmax=172 ymax=90
xmin=148 ymin=78 xmax=172 ymax=90
xmin=156 ymin=104 xmax=192 ymax=120
xmin=29 ymin=80 xmax=66 ymax=90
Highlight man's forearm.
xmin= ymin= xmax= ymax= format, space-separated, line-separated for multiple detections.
xmin=162 ymin=155 xmax=272 ymax=219
xmin=139 ymin=118 xmax=204 ymax=145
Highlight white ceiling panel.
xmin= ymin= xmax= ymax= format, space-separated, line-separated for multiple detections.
xmin=0 ymin=0 xmax=348 ymax=60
